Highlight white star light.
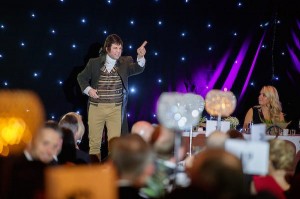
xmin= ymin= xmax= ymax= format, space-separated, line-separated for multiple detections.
xmin=130 ymin=20 xmax=134 ymax=25
xmin=128 ymin=45 xmax=133 ymax=49
xmin=31 ymin=13 xmax=36 ymax=18
xmin=81 ymin=18 xmax=86 ymax=23
xmin=1 ymin=24 xmax=5 ymax=29
xmin=181 ymin=32 xmax=186 ymax=37
xmin=130 ymin=87 xmax=136 ymax=93
xmin=20 ymin=42 xmax=25 ymax=47
xmin=4 ymin=81 xmax=8 ymax=86
xmin=58 ymin=80 xmax=63 ymax=85
xmin=0 ymin=54 xmax=2 ymax=58
xmin=158 ymin=20 xmax=163 ymax=26
xmin=33 ymin=72 xmax=39 ymax=77
xmin=51 ymin=29 xmax=56 ymax=34
xmin=48 ymin=51 xmax=53 ymax=56
xmin=72 ymin=44 xmax=77 ymax=48
xmin=103 ymin=30 xmax=107 ymax=34
xmin=181 ymin=56 xmax=185 ymax=61
xmin=154 ymin=52 xmax=158 ymax=56
xmin=157 ymin=78 xmax=162 ymax=83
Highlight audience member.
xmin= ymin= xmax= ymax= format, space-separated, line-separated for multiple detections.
xmin=58 ymin=112 xmax=90 ymax=164
xmin=250 ymin=139 xmax=295 ymax=199
xmin=206 ymin=130 xmax=229 ymax=149
xmin=166 ymin=148 xmax=247 ymax=199
xmin=57 ymin=127 xmax=77 ymax=165
xmin=0 ymin=120 xmax=63 ymax=199
xmin=131 ymin=120 xmax=155 ymax=143
xmin=140 ymin=125 xmax=187 ymax=199
xmin=110 ymin=133 xmax=155 ymax=199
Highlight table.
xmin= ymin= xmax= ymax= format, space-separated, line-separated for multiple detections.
xmin=182 ymin=131 xmax=300 ymax=153
xmin=243 ymin=134 xmax=300 ymax=153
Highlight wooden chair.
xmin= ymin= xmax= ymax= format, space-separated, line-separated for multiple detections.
xmin=45 ymin=162 xmax=117 ymax=199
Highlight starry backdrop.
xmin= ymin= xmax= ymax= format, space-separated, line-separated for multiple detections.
xmin=1 ymin=0 xmax=300 ymax=136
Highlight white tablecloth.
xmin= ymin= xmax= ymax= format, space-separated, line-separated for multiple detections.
xmin=243 ymin=134 xmax=300 ymax=153
xmin=182 ymin=131 xmax=300 ymax=153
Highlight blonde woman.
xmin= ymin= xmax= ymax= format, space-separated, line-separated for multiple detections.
xmin=250 ymin=139 xmax=295 ymax=198
xmin=243 ymin=85 xmax=285 ymax=130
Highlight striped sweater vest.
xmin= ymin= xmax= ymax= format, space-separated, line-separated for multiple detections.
xmin=92 ymin=66 xmax=123 ymax=105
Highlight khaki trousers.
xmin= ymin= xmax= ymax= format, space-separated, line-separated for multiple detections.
xmin=88 ymin=103 xmax=121 ymax=154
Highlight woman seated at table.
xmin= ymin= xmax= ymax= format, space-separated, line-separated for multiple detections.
xmin=243 ymin=85 xmax=285 ymax=131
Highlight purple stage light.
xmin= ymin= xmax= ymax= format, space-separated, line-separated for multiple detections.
xmin=202 ymin=50 xmax=232 ymax=97
xmin=291 ymin=30 xmax=300 ymax=50
xmin=287 ymin=45 xmax=300 ymax=73
xmin=239 ymin=32 xmax=266 ymax=101
xmin=222 ymin=37 xmax=251 ymax=91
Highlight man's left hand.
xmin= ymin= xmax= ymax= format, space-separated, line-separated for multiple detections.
xmin=137 ymin=41 xmax=147 ymax=58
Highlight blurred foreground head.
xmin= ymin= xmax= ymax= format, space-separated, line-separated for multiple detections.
xmin=131 ymin=120 xmax=155 ymax=143
xmin=110 ymin=134 xmax=154 ymax=187
xmin=0 ymin=89 xmax=45 ymax=156
xmin=188 ymin=149 xmax=245 ymax=199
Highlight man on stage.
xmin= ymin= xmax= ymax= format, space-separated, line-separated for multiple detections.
xmin=77 ymin=34 xmax=147 ymax=162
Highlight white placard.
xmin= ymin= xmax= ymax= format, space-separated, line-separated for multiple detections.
xmin=225 ymin=139 xmax=269 ymax=175
xmin=205 ymin=120 xmax=230 ymax=137
xmin=251 ymin=123 xmax=266 ymax=141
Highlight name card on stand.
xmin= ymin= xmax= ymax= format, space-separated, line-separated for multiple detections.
xmin=225 ymin=139 xmax=269 ymax=175
xmin=205 ymin=120 xmax=230 ymax=137
xmin=251 ymin=123 xmax=267 ymax=141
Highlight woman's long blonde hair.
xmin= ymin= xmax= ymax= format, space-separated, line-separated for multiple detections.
xmin=261 ymin=85 xmax=283 ymax=122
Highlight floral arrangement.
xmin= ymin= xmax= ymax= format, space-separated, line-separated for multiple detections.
xmin=198 ymin=116 xmax=207 ymax=127
xmin=223 ymin=116 xmax=239 ymax=129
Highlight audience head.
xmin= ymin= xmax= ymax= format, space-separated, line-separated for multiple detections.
xmin=57 ymin=127 xmax=77 ymax=165
xmin=58 ymin=112 xmax=85 ymax=145
xmin=27 ymin=120 xmax=63 ymax=164
xmin=152 ymin=125 xmax=175 ymax=157
xmin=189 ymin=149 xmax=245 ymax=199
xmin=131 ymin=120 xmax=155 ymax=143
xmin=269 ymin=139 xmax=295 ymax=171
xmin=110 ymin=134 xmax=154 ymax=187
xmin=206 ymin=130 xmax=228 ymax=149
xmin=226 ymin=129 xmax=244 ymax=140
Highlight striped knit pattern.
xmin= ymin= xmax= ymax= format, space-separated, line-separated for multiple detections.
xmin=94 ymin=66 xmax=123 ymax=105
